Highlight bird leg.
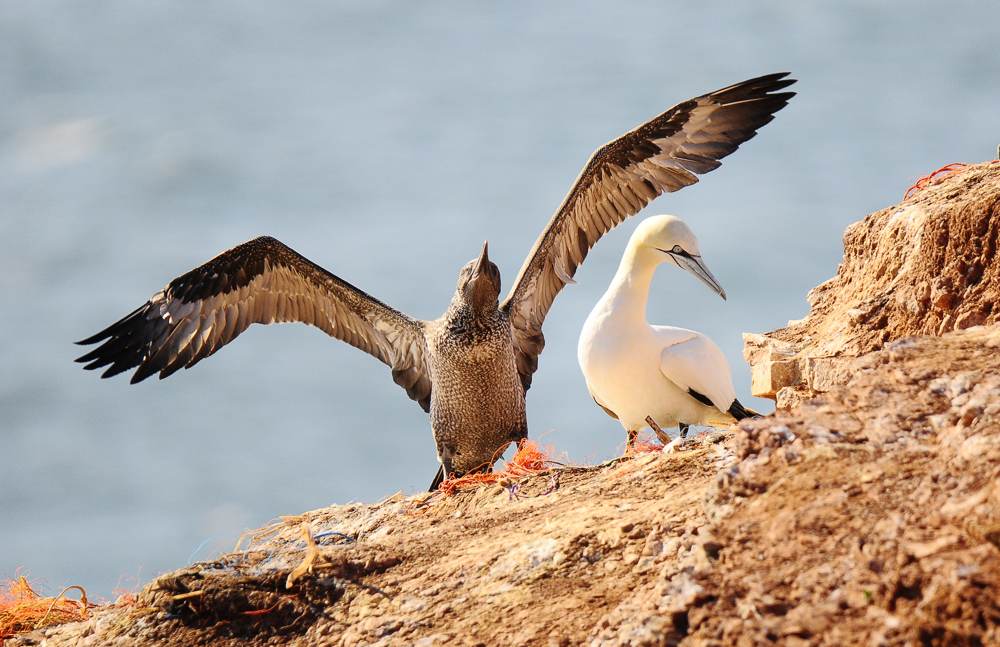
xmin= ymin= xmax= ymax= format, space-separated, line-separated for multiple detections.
xmin=433 ymin=446 xmax=455 ymax=489
xmin=645 ymin=416 xmax=671 ymax=445
xmin=627 ymin=428 xmax=638 ymax=451
xmin=679 ymin=422 xmax=689 ymax=439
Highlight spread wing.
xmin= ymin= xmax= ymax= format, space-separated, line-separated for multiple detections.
xmin=501 ymin=72 xmax=795 ymax=390
xmin=658 ymin=332 xmax=736 ymax=413
xmin=76 ymin=236 xmax=433 ymax=411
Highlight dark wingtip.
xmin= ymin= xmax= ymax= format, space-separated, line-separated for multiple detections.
xmin=75 ymin=330 xmax=111 ymax=346
xmin=75 ymin=346 xmax=108 ymax=364
xmin=752 ymin=71 xmax=796 ymax=87
xmin=129 ymin=363 xmax=157 ymax=384
xmin=76 ymin=305 xmax=148 ymax=347
xmin=719 ymin=71 xmax=796 ymax=94
xmin=734 ymin=71 xmax=797 ymax=107
xmin=100 ymin=363 xmax=132 ymax=380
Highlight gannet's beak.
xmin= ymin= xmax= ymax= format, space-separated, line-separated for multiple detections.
xmin=465 ymin=240 xmax=500 ymax=310
xmin=669 ymin=251 xmax=727 ymax=300
xmin=473 ymin=241 xmax=489 ymax=277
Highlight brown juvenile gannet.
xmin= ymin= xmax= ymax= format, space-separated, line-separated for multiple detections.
xmin=76 ymin=72 xmax=794 ymax=490
xmin=578 ymin=215 xmax=757 ymax=453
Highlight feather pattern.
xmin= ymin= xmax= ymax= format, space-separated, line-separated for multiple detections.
xmin=502 ymin=72 xmax=795 ymax=390
xmin=76 ymin=236 xmax=432 ymax=411
xmin=658 ymin=333 xmax=736 ymax=413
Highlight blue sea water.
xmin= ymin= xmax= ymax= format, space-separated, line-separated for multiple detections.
xmin=1 ymin=1 xmax=998 ymax=596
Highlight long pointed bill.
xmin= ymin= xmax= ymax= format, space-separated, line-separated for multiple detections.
xmin=473 ymin=241 xmax=489 ymax=277
xmin=672 ymin=253 xmax=727 ymax=300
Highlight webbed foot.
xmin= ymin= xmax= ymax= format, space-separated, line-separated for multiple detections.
xmin=663 ymin=437 xmax=684 ymax=453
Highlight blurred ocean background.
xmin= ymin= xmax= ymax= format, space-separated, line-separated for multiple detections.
xmin=1 ymin=1 xmax=998 ymax=597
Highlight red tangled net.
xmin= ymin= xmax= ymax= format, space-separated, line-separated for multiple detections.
xmin=0 ymin=574 xmax=92 ymax=639
xmin=433 ymin=439 xmax=562 ymax=497
xmin=904 ymin=160 xmax=999 ymax=201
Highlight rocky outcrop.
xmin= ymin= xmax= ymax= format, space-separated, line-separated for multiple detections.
xmin=13 ymin=323 xmax=1000 ymax=647
xmin=695 ymin=325 xmax=1000 ymax=647
xmin=745 ymin=164 xmax=1000 ymax=407
xmin=7 ymin=166 xmax=1000 ymax=647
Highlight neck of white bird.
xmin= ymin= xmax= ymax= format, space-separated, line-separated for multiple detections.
xmin=599 ymin=242 xmax=662 ymax=324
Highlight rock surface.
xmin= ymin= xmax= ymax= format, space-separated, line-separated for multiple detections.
xmin=745 ymin=164 xmax=1000 ymax=405
xmin=11 ymin=325 xmax=1000 ymax=647
xmin=696 ymin=325 xmax=1000 ymax=647
xmin=7 ymin=166 xmax=1000 ymax=647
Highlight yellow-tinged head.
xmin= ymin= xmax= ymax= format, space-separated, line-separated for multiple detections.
xmin=630 ymin=215 xmax=726 ymax=300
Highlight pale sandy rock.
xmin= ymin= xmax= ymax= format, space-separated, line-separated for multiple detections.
xmin=743 ymin=165 xmax=1000 ymax=401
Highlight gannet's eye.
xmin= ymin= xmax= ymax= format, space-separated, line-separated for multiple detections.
xmin=672 ymin=245 xmax=683 ymax=254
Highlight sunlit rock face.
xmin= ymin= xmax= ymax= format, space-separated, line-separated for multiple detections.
xmin=743 ymin=164 xmax=1000 ymax=406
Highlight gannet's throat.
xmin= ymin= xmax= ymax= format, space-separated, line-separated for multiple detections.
xmin=600 ymin=243 xmax=663 ymax=325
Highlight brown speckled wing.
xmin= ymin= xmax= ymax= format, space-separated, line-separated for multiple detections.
xmin=501 ymin=72 xmax=796 ymax=390
xmin=76 ymin=236 xmax=432 ymax=411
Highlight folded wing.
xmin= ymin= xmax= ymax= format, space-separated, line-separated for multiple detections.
xmin=501 ymin=72 xmax=795 ymax=390
xmin=76 ymin=236 xmax=432 ymax=411
xmin=658 ymin=333 xmax=736 ymax=414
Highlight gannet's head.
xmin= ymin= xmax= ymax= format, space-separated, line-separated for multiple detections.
xmin=632 ymin=215 xmax=727 ymax=300
xmin=457 ymin=241 xmax=502 ymax=311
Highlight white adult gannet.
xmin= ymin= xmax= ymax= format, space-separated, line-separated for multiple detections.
xmin=578 ymin=215 xmax=756 ymax=451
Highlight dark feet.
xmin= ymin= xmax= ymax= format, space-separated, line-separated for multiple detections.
xmin=429 ymin=450 xmax=456 ymax=491
xmin=679 ymin=422 xmax=690 ymax=438
xmin=429 ymin=465 xmax=445 ymax=492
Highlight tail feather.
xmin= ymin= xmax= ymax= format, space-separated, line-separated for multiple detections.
xmin=728 ymin=398 xmax=761 ymax=420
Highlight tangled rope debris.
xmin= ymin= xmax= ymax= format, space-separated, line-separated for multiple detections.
xmin=904 ymin=160 xmax=999 ymax=200
xmin=285 ymin=522 xmax=319 ymax=589
xmin=433 ymin=439 xmax=563 ymax=497
xmin=0 ymin=574 xmax=93 ymax=639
